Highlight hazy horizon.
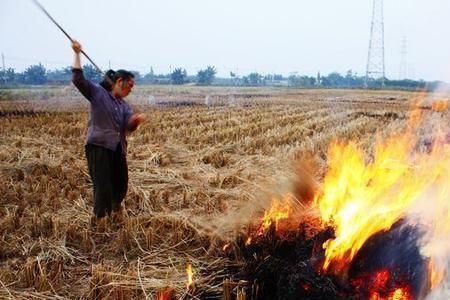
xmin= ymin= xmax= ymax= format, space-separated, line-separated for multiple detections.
xmin=1 ymin=0 xmax=450 ymax=81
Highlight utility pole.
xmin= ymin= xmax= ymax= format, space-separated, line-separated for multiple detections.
xmin=1 ymin=53 xmax=6 ymax=85
xmin=399 ymin=36 xmax=407 ymax=80
xmin=365 ymin=0 xmax=385 ymax=88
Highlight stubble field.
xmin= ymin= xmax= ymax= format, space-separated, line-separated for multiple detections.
xmin=0 ymin=86 xmax=421 ymax=299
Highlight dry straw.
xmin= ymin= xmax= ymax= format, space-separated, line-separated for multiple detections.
xmin=0 ymin=86 xmax=418 ymax=298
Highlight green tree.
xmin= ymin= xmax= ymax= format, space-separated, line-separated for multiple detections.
xmin=129 ymin=70 xmax=142 ymax=82
xmin=144 ymin=67 xmax=155 ymax=82
xmin=321 ymin=72 xmax=345 ymax=87
xmin=264 ymin=74 xmax=273 ymax=81
xmin=47 ymin=66 xmax=72 ymax=83
xmin=0 ymin=67 xmax=16 ymax=85
xmin=247 ymin=72 xmax=263 ymax=86
xmin=344 ymin=70 xmax=364 ymax=87
xmin=23 ymin=63 xmax=47 ymax=84
xmin=273 ymin=74 xmax=283 ymax=80
xmin=170 ymin=68 xmax=187 ymax=85
xmin=288 ymin=75 xmax=316 ymax=87
xmin=82 ymin=64 xmax=102 ymax=82
xmin=196 ymin=66 xmax=216 ymax=85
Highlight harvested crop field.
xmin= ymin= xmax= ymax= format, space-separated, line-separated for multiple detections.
xmin=0 ymin=86 xmax=425 ymax=299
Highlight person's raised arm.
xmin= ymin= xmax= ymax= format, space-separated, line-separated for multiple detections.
xmin=72 ymin=40 xmax=82 ymax=69
xmin=71 ymin=40 xmax=95 ymax=101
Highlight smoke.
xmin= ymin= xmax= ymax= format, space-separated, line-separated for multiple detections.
xmin=425 ymin=58 xmax=450 ymax=96
xmin=204 ymin=154 xmax=320 ymax=238
xmin=430 ymin=80 xmax=450 ymax=96
xmin=403 ymin=95 xmax=450 ymax=298
xmin=426 ymin=281 xmax=450 ymax=300
xmin=409 ymin=186 xmax=450 ymax=299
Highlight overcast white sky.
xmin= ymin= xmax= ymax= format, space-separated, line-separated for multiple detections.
xmin=1 ymin=0 xmax=449 ymax=81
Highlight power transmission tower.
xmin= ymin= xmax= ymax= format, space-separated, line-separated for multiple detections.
xmin=365 ymin=0 xmax=385 ymax=88
xmin=399 ymin=36 xmax=407 ymax=80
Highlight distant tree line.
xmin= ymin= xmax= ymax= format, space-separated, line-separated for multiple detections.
xmin=0 ymin=63 xmax=447 ymax=91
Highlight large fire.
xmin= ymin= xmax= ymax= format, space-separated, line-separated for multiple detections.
xmin=315 ymin=132 xmax=428 ymax=273
xmin=312 ymin=104 xmax=450 ymax=292
xmin=249 ymin=101 xmax=450 ymax=297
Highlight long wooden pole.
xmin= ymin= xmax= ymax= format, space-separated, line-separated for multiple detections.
xmin=30 ymin=0 xmax=104 ymax=75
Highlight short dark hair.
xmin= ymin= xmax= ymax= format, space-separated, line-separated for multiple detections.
xmin=100 ymin=69 xmax=135 ymax=91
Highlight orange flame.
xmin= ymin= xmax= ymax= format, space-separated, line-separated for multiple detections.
xmin=315 ymin=104 xmax=450 ymax=280
xmin=315 ymin=133 xmax=427 ymax=273
xmin=429 ymin=259 xmax=445 ymax=289
xmin=369 ymin=288 xmax=412 ymax=300
xmin=186 ymin=264 xmax=194 ymax=289
xmin=390 ymin=289 xmax=412 ymax=300
xmin=260 ymin=196 xmax=293 ymax=232
xmin=157 ymin=288 xmax=175 ymax=300
xmin=364 ymin=269 xmax=413 ymax=300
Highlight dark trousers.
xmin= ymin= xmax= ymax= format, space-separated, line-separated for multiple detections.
xmin=85 ymin=144 xmax=128 ymax=218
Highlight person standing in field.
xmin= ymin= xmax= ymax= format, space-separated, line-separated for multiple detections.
xmin=71 ymin=40 xmax=145 ymax=220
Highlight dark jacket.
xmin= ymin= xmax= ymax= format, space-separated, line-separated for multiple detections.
xmin=72 ymin=68 xmax=133 ymax=154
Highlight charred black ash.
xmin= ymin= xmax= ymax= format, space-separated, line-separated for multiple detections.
xmin=232 ymin=221 xmax=345 ymax=300
xmin=230 ymin=219 xmax=428 ymax=300
xmin=348 ymin=219 xmax=428 ymax=299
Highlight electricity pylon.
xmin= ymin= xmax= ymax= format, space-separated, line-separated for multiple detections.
xmin=365 ymin=0 xmax=385 ymax=88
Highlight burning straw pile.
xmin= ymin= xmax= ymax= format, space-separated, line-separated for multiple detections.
xmin=221 ymin=104 xmax=450 ymax=299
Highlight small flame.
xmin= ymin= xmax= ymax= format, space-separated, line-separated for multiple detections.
xmin=186 ymin=264 xmax=194 ymax=289
xmin=157 ymin=288 xmax=174 ymax=300
xmin=245 ymin=237 xmax=252 ymax=246
xmin=301 ymin=282 xmax=312 ymax=291
xmin=369 ymin=288 xmax=412 ymax=300
xmin=429 ymin=259 xmax=446 ymax=289
xmin=373 ymin=269 xmax=390 ymax=288
xmin=390 ymin=289 xmax=412 ymax=300
xmin=261 ymin=196 xmax=293 ymax=231
xmin=362 ymin=269 xmax=413 ymax=300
